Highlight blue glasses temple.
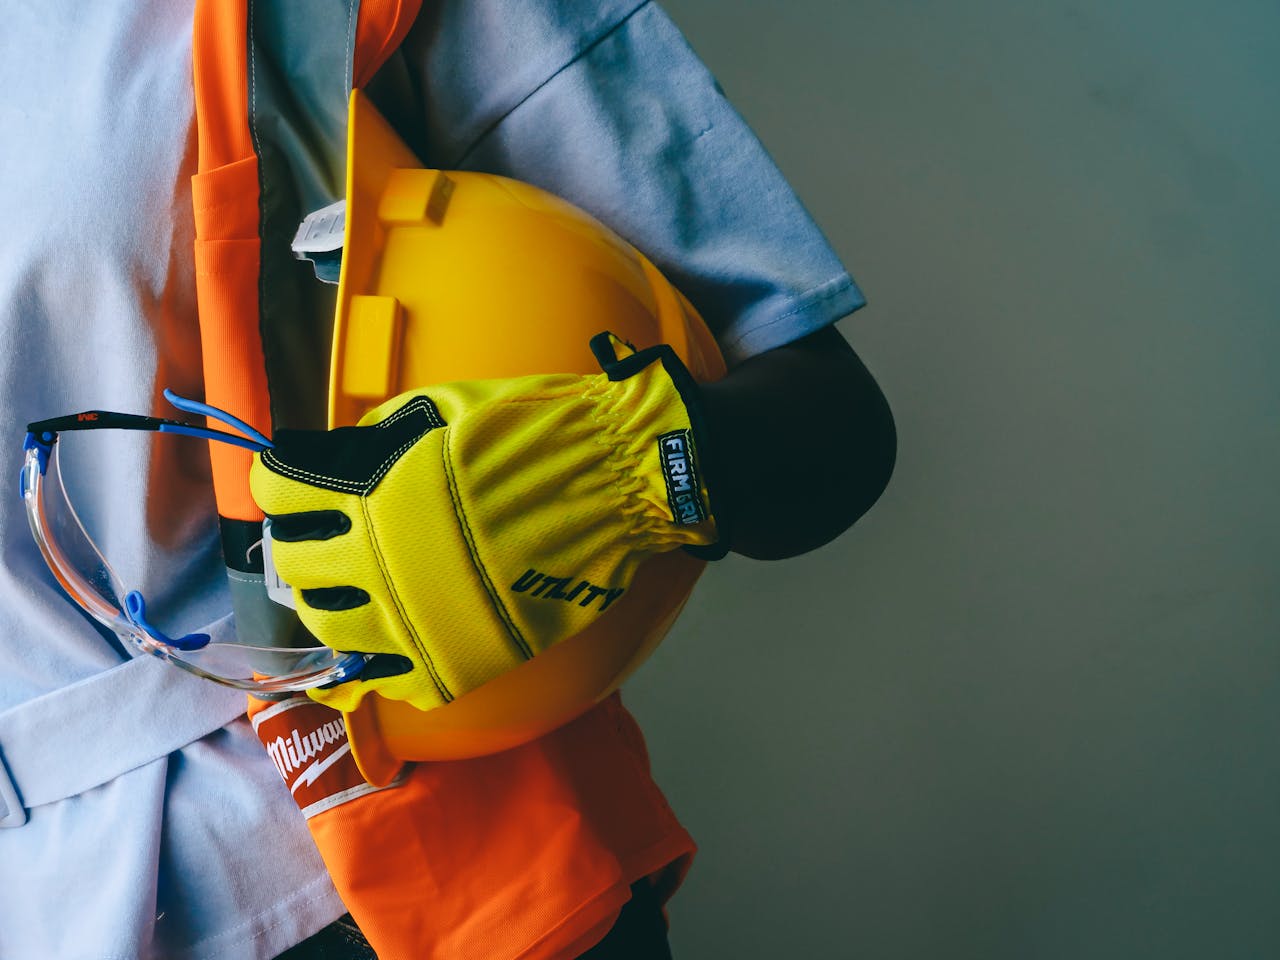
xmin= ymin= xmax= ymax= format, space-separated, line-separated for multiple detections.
xmin=162 ymin=389 xmax=274 ymax=448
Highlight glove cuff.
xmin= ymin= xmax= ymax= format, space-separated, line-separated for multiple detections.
xmin=589 ymin=333 xmax=730 ymax=560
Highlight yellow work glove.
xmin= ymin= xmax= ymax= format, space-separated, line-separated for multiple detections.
xmin=249 ymin=334 xmax=725 ymax=714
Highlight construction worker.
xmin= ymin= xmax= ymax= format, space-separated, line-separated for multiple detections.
xmin=0 ymin=2 xmax=894 ymax=958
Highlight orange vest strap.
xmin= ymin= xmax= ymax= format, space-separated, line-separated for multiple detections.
xmin=189 ymin=0 xmax=421 ymax=521
xmin=354 ymin=0 xmax=422 ymax=89
xmin=191 ymin=0 xmax=270 ymax=521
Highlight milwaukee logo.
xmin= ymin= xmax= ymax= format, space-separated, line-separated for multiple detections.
xmin=251 ymin=698 xmax=384 ymax=818
xmin=511 ymin=570 xmax=625 ymax=612
xmin=76 ymin=412 xmax=99 ymax=422
xmin=658 ymin=430 xmax=706 ymax=525
xmin=263 ymin=717 xmax=348 ymax=792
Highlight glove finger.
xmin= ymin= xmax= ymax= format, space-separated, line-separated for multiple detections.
xmin=307 ymin=652 xmax=451 ymax=715
xmin=250 ymin=453 xmax=355 ymax=517
xmin=295 ymin=577 xmax=516 ymax=714
xmin=310 ymin=667 xmax=452 ymax=716
xmin=308 ymin=677 xmax=369 ymax=715
xmin=266 ymin=524 xmax=377 ymax=592
xmin=292 ymin=593 xmax=428 ymax=665
xmin=299 ymin=584 xmax=370 ymax=611
xmin=268 ymin=510 xmax=351 ymax=542
xmin=294 ymin=596 xmax=452 ymax=715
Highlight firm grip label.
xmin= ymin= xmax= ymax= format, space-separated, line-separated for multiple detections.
xmin=658 ymin=429 xmax=706 ymax=525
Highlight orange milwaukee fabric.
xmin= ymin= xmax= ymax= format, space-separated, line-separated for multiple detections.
xmin=197 ymin=4 xmax=696 ymax=958
xmin=307 ymin=695 xmax=695 ymax=960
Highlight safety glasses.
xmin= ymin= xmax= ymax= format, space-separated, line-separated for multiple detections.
xmin=21 ymin=390 xmax=367 ymax=693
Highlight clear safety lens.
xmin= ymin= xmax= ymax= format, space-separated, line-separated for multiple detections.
xmin=21 ymin=433 xmax=365 ymax=693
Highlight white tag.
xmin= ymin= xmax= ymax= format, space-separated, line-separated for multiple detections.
xmin=291 ymin=198 xmax=346 ymax=253
xmin=291 ymin=199 xmax=346 ymax=284
xmin=261 ymin=518 xmax=297 ymax=609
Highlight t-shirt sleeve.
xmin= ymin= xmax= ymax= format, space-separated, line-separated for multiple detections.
xmin=399 ymin=0 xmax=865 ymax=366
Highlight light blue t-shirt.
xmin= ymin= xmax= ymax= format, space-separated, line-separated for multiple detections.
xmin=0 ymin=2 xmax=863 ymax=957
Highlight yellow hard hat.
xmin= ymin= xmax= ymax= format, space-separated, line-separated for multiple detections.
xmin=330 ymin=90 xmax=725 ymax=783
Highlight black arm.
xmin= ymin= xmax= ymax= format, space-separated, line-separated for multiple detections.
xmin=699 ymin=325 xmax=896 ymax=560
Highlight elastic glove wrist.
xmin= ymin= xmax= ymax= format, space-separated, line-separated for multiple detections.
xmin=580 ymin=332 xmax=723 ymax=552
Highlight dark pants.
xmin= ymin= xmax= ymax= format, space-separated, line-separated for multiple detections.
xmin=277 ymin=880 xmax=673 ymax=960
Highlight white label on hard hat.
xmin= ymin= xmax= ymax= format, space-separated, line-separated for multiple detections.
xmin=291 ymin=199 xmax=347 ymax=253
xmin=261 ymin=518 xmax=297 ymax=609
xmin=292 ymin=199 xmax=346 ymax=284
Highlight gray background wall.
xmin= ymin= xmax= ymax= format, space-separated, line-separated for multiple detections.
xmin=624 ymin=2 xmax=1280 ymax=957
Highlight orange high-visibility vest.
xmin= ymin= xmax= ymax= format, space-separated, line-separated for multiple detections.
xmin=190 ymin=3 xmax=694 ymax=957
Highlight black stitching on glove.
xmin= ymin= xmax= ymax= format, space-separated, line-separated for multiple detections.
xmin=262 ymin=395 xmax=446 ymax=496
